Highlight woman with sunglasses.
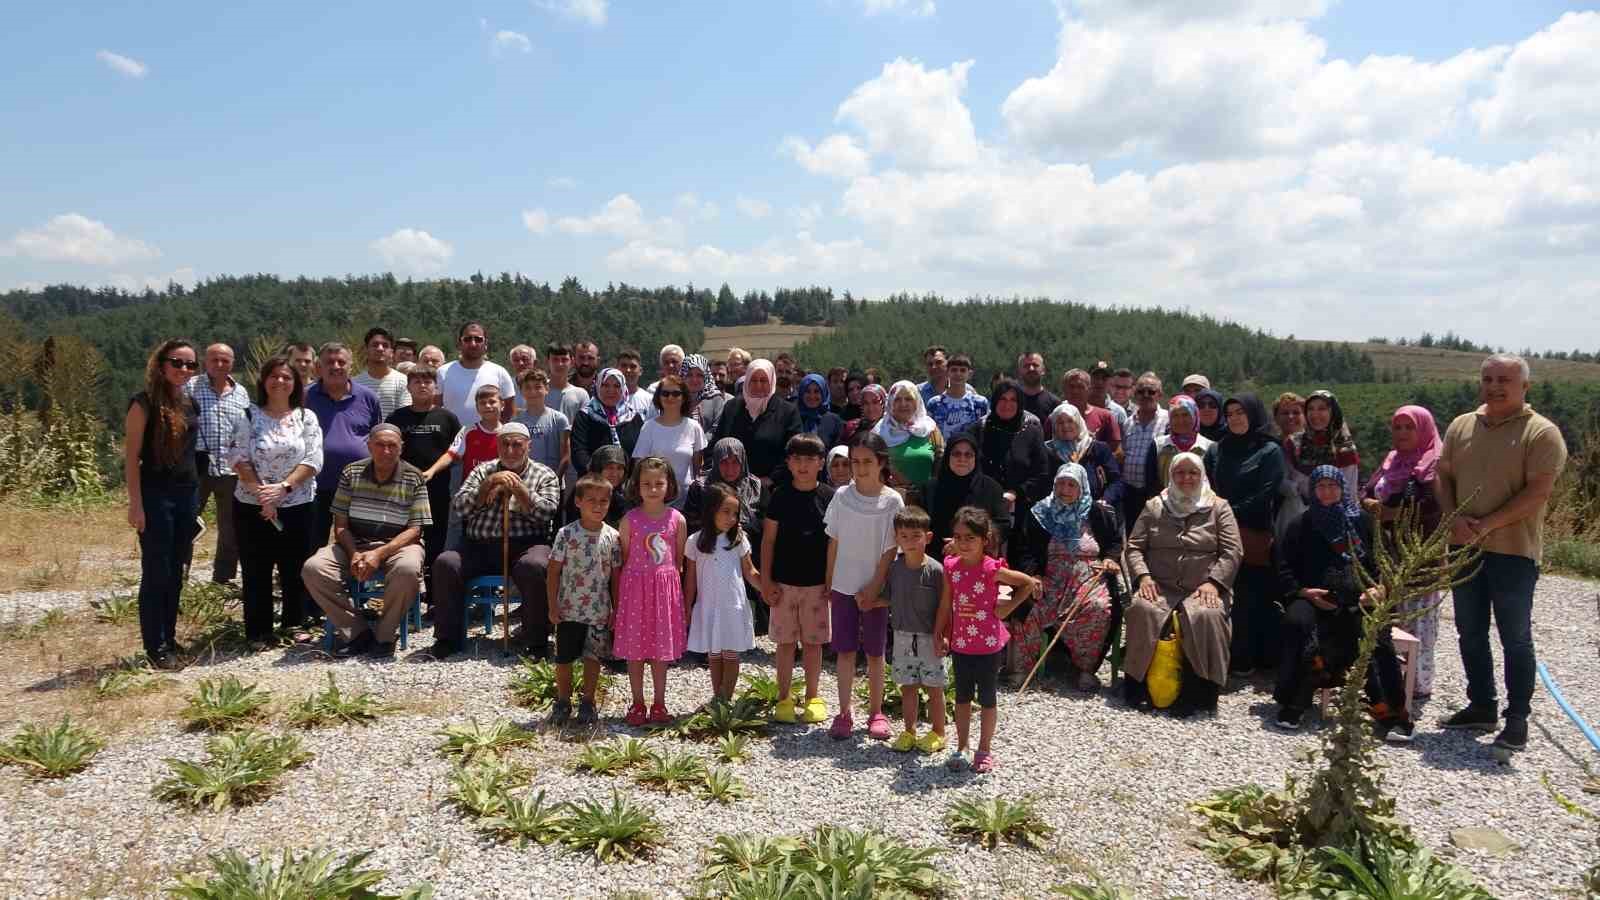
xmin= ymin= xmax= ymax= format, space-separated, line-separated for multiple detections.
xmin=632 ymin=374 xmax=707 ymax=510
xmin=124 ymin=340 xmax=203 ymax=669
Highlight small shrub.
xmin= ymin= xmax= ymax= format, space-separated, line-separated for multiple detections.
xmin=181 ymin=676 xmax=271 ymax=731
xmin=478 ymin=789 xmax=565 ymax=848
xmin=735 ymin=671 xmax=792 ymax=708
xmin=166 ymin=847 xmax=435 ymax=900
xmin=286 ymin=673 xmax=386 ymax=728
xmin=653 ymin=697 xmax=767 ymax=741
xmin=434 ymin=719 xmax=535 ymax=762
xmin=1312 ymin=838 xmax=1494 ymax=899
xmin=154 ymin=730 xmax=311 ymax=811
xmin=944 ymin=796 xmax=1056 ymax=850
xmin=700 ymin=767 xmax=747 ymax=805
xmin=715 ymin=733 xmax=751 ymax=764
xmin=699 ymin=833 xmax=805 ymax=886
xmin=804 ymin=825 xmax=942 ymax=896
xmin=93 ymin=592 xmax=139 ymax=625
xmin=507 ymin=656 xmax=617 ymax=710
xmin=558 ymin=789 xmax=666 ymax=863
xmin=95 ymin=661 xmax=174 ymax=699
xmin=635 ymin=750 xmax=707 ymax=795
xmin=700 ymin=825 xmax=943 ymax=898
xmin=1051 ymin=875 xmax=1136 ymax=899
xmin=448 ymin=753 xmax=527 ymax=818
xmin=180 ymin=582 xmax=240 ymax=628
xmin=0 ymin=716 xmax=104 ymax=778
xmin=574 ymin=743 xmax=627 ymax=776
xmin=611 ymin=737 xmax=655 ymax=768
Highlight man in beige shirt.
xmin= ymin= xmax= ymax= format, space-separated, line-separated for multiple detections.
xmin=1435 ymin=354 xmax=1568 ymax=753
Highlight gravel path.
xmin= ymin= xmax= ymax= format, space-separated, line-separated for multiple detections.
xmin=0 ymin=575 xmax=1596 ymax=899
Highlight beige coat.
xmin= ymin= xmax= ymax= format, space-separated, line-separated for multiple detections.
xmin=1123 ymin=496 xmax=1243 ymax=686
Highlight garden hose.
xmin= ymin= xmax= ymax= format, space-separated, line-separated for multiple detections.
xmin=1538 ymin=661 xmax=1600 ymax=754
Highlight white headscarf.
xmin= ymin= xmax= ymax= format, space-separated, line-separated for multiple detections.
xmin=742 ymin=358 xmax=776 ymax=419
xmin=872 ymin=379 xmax=937 ymax=448
xmin=1045 ymin=402 xmax=1090 ymax=460
xmin=1160 ymin=451 xmax=1216 ymax=520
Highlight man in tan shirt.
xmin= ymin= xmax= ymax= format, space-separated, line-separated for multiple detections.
xmin=1435 ymin=354 xmax=1568 ymax=753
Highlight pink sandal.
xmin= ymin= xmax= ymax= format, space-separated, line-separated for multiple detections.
xmin=973 ymin=751 xmax=995 ymax=773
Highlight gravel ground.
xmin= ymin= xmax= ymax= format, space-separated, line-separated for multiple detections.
xmin=0 ymin=574 xmax=1596 ymax=899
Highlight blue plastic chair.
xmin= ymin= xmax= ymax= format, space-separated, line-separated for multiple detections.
xmin=322 ymin=576 xmax=423 ymax=652
xmin=465 ymin=576 xmax=521 ymax=638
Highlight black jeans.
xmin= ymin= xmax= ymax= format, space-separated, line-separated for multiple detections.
xmin=1453 ymin=550 xmax=1539 ymax=720
xmin=312 ymin=487 xmax=338 ymax=550
xmin=137 ymin=481 xmax=198 ymax=657
xmin=1274 ymin=598 xmax=1405 ymax=714
xmin=236 ymin=500 xmax=315 ymax=640
xmin=420 ymin=480 xmax=452 ymax=600
xmin=1229 ymin=564 xmax=1281 ymax=672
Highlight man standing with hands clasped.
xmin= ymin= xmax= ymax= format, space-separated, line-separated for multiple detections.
xmin=1436 ymin=354 xmax=1567 ymax=753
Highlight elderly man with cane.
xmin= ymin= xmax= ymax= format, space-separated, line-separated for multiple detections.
xmin=430 ymin=422 xmax=561 ymax=659
xmin=302 ymin=424 xmax=431 ymax=659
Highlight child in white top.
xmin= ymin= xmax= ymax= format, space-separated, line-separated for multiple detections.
xmin=685 ymin=482 xmax=763 ymax=700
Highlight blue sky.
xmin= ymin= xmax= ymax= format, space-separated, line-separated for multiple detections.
xmin=2 ymin=1 xmax=1597 ymax=351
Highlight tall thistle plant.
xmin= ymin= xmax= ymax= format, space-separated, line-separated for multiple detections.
xmin=37 ymin=336 xmax=110 ymax=498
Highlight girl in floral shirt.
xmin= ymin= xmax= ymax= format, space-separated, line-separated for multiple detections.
xmin=935 ymin=506 xmax=1038 ymax=774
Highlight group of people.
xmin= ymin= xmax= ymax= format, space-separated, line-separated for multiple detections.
xmin=126 ymin=328 xmax=1567 ymax=763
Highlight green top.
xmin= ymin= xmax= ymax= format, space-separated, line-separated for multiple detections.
xmin=889 ymin=434 xmax=938 ymax=489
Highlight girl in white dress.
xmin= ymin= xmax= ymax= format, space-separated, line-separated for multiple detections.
xmin=686 ymin=482 xmax=763 ymax=700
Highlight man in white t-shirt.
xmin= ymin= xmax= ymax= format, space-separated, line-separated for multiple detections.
xmin=615 ymin=349 xmax=654 ymax=419
xmin=438 ymin=322 xmax=517 ymax=427
xmin=352 ymin=327 xmax=412 ymax=419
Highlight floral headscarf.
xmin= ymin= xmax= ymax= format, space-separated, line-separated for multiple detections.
xmin=742 ymin=359 xmax=776 ymax=419
xmin=1167 ymin=395 xmax=1200 ymax=451
xmin=872 ymin=380 xmax=936 ymax=448
xmin=581 ymin=367 xmax=638 ymax=445
xmin=1370 ymin=405 xmax=1440 ymax=500
xmin=680 ymin=353 xmax=720 ymax=405
xmin=1160 ymin=451 xmax=1216 ymax=520
xmin=1032 ymin=463 xmax=1093 ymax=545
xmin=1288 ymin=389 xmax=1359 ymax=474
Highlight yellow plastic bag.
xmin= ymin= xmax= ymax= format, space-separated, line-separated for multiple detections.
xmin=1148 ymin=611 xmax=1183 ymax=709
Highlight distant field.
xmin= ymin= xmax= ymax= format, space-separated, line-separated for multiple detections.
xmin=699 ymin=322 xmax=834 ymax=358
xmin=1304 ymin=341 xmax=1600 ymax=383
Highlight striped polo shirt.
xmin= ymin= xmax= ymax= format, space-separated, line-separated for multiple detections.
xmin=331 ymin=458 xmax=433 ymax=542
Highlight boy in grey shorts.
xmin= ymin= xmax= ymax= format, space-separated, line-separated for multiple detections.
xmin=886 ymin=506 xmax=947 ymax=754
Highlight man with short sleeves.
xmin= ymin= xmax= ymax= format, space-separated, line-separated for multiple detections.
xmin=385 ymin=365 xmax=460 ymax=599
xmin=301 ymin=425 xmax=430 ymax=658
xmin=353 ymin=327 xmax=412 ymax=419
xmin=1015 ymin=352 xmax=1059 ymax=422
xmin=926 ymin=353 xmax=989 ymax=439
xmin=1436 ymin=354 xmax=1568 ymax=753
xmin=437 ymin=322 xmax=517 ymax=426
xmin=546 ymin=342 xmax=590 ymax=425
xmin=305 ymin=342 xmax=383 ymax=549
xmin=615 ymin=349 xmax=653 ymax=418
xmin=186 ymin=342 xmax=251 ymax=583
xmin=916 ymin=346 xmax=948 ymax=407
xmin=1062 ymin=368 xmax=1122 ymax=454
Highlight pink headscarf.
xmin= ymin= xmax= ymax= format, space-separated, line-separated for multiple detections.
xmin=743 ymin=358 xmax=776 ymax=419
xmin=1370 ymin=405 xmax=1440 ymax=500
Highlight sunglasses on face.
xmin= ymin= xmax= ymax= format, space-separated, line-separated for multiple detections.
xmin=658 ymin=390 xmax=684 ymax=398
xmin=1135 ymin=388 xmax=1158 ymax=397
xmin=165 ymin=357 xmax=200 ymax=371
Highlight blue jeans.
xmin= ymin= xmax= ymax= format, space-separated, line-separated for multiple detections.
xmin=138 ymin=481 xmax=198 ymax=657
xmin=1452 ymin=550 xmax=1539 ymax=720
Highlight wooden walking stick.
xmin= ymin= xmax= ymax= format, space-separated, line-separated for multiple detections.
xmin=500 ymin=494 xmax=512 ymax=655
xmin=1017 ymin=591 xmax=1091 ymax=696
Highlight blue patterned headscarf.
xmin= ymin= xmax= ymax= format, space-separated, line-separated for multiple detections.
xmin=1032 ymin=463 xmax=1093 ymax=545
xmin=1308 ymin=464 xmax=1363 ymax=555
xmin=797 ymin=373 xmax=830 ymax=432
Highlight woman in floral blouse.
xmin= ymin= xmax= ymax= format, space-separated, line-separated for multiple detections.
xmin=230 ymin=356 xmax=323 ymax=648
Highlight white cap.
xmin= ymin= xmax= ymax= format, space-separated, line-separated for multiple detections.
xmin=497 ymin=422 xmax=530 ymax=439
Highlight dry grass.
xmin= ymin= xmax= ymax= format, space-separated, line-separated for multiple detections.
xmin=1301 ymin=341 xmax=1600 ymax=383
xmin=0 ymin=495 xmax=139 ymax=594
xmin=698 ymin=322 xmax=835 ymax=358
xmin=0 ymin=613 xmax=186 ymax=737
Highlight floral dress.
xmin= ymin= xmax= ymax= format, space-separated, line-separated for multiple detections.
xmin=612 ymin=507 xmax=688 ymax=662
xmin=945 ymin=554 xmax=1008 ymax=656
xmin=1015 ymin=533 xmax=1114 ymax=673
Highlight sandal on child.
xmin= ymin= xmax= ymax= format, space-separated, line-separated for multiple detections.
xmin=625 ymin=702 xmax=647 ymax=727
xmin=973 ymin=751 xmax=995 ymax=773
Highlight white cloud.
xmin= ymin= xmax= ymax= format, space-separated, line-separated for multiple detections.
xmin=555 ymin=194 xmax=685 ymax=242
xmin=1000 ymin=12 xmax=1507 ymax=160
xmin=492 ymin=30 xmax=532 ymax=54
xmin=3 ymin=214 xmax=160 ymax=265
xmin=675 ymin=192 xmax=720 ymax=222
xmin=736 ymin=196 xmax=773 ymax=219
xmin=1069 ymin=0 xmax=1330 ymax=26
xmin=1473 ymin=12 xmax=1600 ymax=140
xmin=537 ymin=0 xmax=607 ymax=27
xmin=789 ymin=203 xmax=824 ymax=229
xmin=370 ymin=228 xmax=454 ymax=275
xmin=861 ymin=0 xmax=935 ymax=16
xmin=781 ymin=134 xmax=871 ymax=178
xmin=521 ymin=209 xmax=550 ymax=234
xmin=547 ymin=176 xmax=579 ymax=189
xmin=837 ymin=58 xmax=981 ymax=168
xmin=96 ymin=50 xmax=147 ymax=79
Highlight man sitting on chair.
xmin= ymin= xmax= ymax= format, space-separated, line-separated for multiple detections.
xmin=303 ymin=424 xmax=431 ymax=659
xmin=431 ymin=421 xmax=561 ymax=659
